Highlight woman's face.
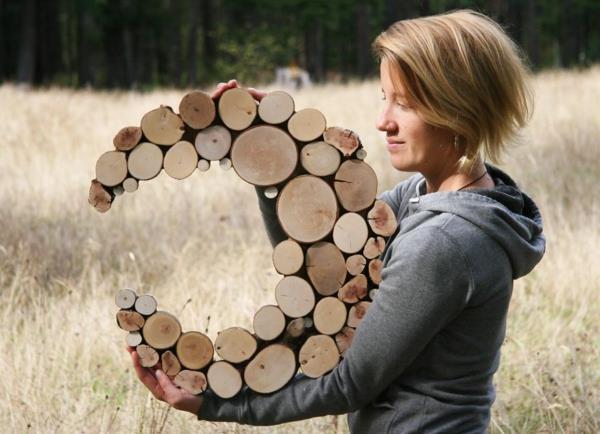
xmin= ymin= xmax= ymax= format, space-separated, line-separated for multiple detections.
xmin=376 ymin=61 xmax=454 ymax=176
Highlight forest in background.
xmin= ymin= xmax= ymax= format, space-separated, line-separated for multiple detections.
xmin=2 ymin=0 xmax=600 ymax=89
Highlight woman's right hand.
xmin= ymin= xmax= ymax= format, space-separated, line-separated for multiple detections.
xmin=211 ymin=79 xmax=267 ymax=102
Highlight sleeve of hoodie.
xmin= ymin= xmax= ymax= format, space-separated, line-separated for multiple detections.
xmin=197 ymin=225 xmax=472 ymax=425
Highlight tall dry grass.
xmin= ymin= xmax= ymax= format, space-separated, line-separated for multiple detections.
xmin=0 ymin=66 xmax=599 ymax=434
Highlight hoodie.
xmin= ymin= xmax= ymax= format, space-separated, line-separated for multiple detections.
xmin=197 ymin=164 xmax=545 ymax=433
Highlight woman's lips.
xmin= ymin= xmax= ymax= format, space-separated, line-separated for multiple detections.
xmin=386 ymin=140 xmax=405 ymax=151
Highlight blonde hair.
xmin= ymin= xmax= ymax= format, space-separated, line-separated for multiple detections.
xmin=372 ymin=9 xmax=532 ymax=172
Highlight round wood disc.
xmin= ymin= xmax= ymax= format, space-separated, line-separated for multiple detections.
xmin=179 ymin=90 xmax=215 ymax=129
xmin=323 ymin=127 xmax=360 ymax=157
xmin=123 ymin=177 xmax=138 ymax=193
xmin=253 ymin=305 xmax=286 ymax=341
xmin=231 ymin=126 xmax=298 ymax=186
xmin=115 ymin=288 xmax=137 ymax=309
xmin=142 ymin=311 xmax=182 ymax=350
xmin=346 ymin=254 xmax=366 ymax=276
xmin=299 ymin=335 xmax=340 ymax=378
xmin=161 ymin=350 xmax=182 ymax=377
xmin=288 ymin=108 xmax=326 ymax=142
xmin=244 ymin=344 xmax=296 ymax=394
xmin=369 ymin=258 xmax=383 ymax=284
xmin=136 ymin=344 xmax=159 ymax=367
xmin=214 ymin=327 xmax=257 ymax=364
xmin=140 ymin=106 xmax=184 ymax=145
xmin=277 ymin=175 xmax=338 ymax=243
xmin=113 ymin=126 xmax=142 ymax=151
xmin=116 ymin=310 xmax=145 ymax=332
xmin=367 ymin=200 xmax=397 ymax=236
xmin=258 ymin=90 xmax=295 ymax=124
xmin=334 ymin=160 xmax=378 ymax=212
xmin=300 ymin=141 xmax=341 ymax=176
xmin=96 ymin=151 xmax=127 ymax=187
xmin=134 ymin=294 xmax=157 ymax=316
xmin=335 ymin=326 xmax=355 ymax=357
xmin=126 ymin=331 xmax=143 ymax=347
xmin=174 ymin=370 xmax=207 ymax=395
xmin=88 ymin=180 xmax=112 ymax=213
xmin=176 ymin=331 xmax=214 ymax=370
xmin=272 ymin=239 xmax=304 ymax=275
xmin=338 ymin=274 xmax=368 ymax=304
xmin=195 ymin=125 xmax=232 ymax=161
xmin=348 ymin=301 xmax=371 ymax=328
xmin=207 ymin=361 xmax=243 ymax=399
xmin=197 ymin=159 xmax=210 ymax=171
xmin=363 ymin=236 xmax=385 ymax=259
xmin=275 ymin=276 xmax=315 ymax=318
xmin=218 ymin=88 xmax=257 ymax=130
xmin=164 ymin=140 xmax=198 ymax=180
xmin=128 ymin=142 xmax=163 ymax=180
xmin=305 ymin=242 xmax=347 ymax=296
xmin=333 ymin=212 xmax=369 ymax=254
xmin=313 ymin=297 xmax=347 ymax=335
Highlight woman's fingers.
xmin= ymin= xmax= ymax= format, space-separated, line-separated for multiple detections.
xmin=247 ymin=87 xmax=266 ymax=101
xmin=130 ymin=351 xmax=163 ymax=399
xmin=211 ymin=79 xmax=239 ymax=100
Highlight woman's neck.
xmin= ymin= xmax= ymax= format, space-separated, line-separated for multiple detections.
xmin=424 ymin=160 xmax=492 ymax=193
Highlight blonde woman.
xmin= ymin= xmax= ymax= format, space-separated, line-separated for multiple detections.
xmin=128 ymin=9 xmax=545 ymax=433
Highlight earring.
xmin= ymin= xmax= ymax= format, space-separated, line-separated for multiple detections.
xmin=454 ymin=135 xmax=460 ymax=149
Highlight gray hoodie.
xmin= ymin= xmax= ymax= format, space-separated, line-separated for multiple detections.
xmin=197 ymin=164 xmax=545 ymax=433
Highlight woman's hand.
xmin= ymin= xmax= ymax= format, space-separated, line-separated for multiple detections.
xmin=211 ymin=78 xmax=267 ymax=102
xmin=126 ymin=346 xmax=203 ymax=416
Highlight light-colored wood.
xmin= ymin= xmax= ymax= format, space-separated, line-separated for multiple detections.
xmin=363 ymin=236 xmax=386 ymax=259
xmin=231 ymin=126 xmax=298 ymax=186
xmin=253 ymin=305 xmax=286 ymax=341
xmin=115 ymin=288 xmax=137 ymax=309
xmin=244 ymin=344 xmax=296 ymax=394
xmin=161 ymin=350 xmax=182 ymax=377
xmin=369 ymin=288 xmax=379 ymax=300
xmin=272 ymin=239 xmax=304 ymax=275
xmin=369 ymin=259 xmax=383 ymax=284
xmin=218 ymin=88 xmax=257 ymax=130
xmin=123 ymin=177 xmax=138 ymax=193
xmin=96 ymin=150 xmax=127 ymax=187
xmin=140 ymin=106 xmax=184 ymax=145
xmin=323 ymin=127 xmax=360 ymax=157
xmin=142 ymin=311 xmax=182 ymax=350
xmin=313 ymin=297 xmax=347 ymax=335
xmin=334 ymin=160 xmax=378 ymax=212
xmin=305 ymin=242 xmax=347 ymax=296
xmin=284 ymin=317 xmax=307 ymax=339
xmin=174 ymin=370 xmax=208 ymax=395
xmin=194 ymin=125 xmax=231 ymax=160
xmin=127 ymin=142 xmax=163 ymax=180
xmin=116 ymin=309 xmax=145 ymax=332
xmin=275 ymin=276 xmax=315 ymax=318
xmin=113 ymin=126 xmax=142 ymax=151
xmin=333 ymin=212 xmax=369 ymax=254
xmin=335 ymin=326 xmax=355 ymax=357
xmin=197 ymin=159 xmax=210 ymax=171
xmin=219 ymin=157 xmax=232 ymax=170
xmin=338 ymin=274 xmax=368 ymax=304
xmin=367 ymin=200 xmax=397 ymax=236
xmin=207 ymin=361 xmax=243 ymax=399
xmin=136 ymin=344 xmax=159 ymax=367
xmin=215 ymin=327 xmax=257 ymax=364
xmin=179 ymin=90 xmax=215 ymax=129
xmin=89 ymin=180 xmax=112 ymax=213
xmin=176 ymin=331 xmax=214 ymax=370
xmin=277 ymin=175 xmax=338 ymax=243
xmin=264 ymin=186 xmax=278 ymax=199
xmin=299 ymin=335 xmax=340 ymax=378
xmin=134 ymin=294 xmax=157 ymax=316
xmin=126 ymin=331 xmax=143 ymax=347
xmin=288 ymin=108 xmax=326 ymax=142
xmin=356 ymin=148 xmax=368 ymax=160
xmin=346 ymin=254 xmax=366 ymax=276
xmin=347 ymin=301 xmax=371 ymax=328
xmin=163 ymin=140 xmax=198 ymax=180
xmin=258 ymin=90 xmax=295 ymax=124
xmin=300 ymin=141 xmax=341 ymax=176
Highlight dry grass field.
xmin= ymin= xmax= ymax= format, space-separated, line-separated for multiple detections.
xmin=1 ymin=66 xmax=599 ymax=434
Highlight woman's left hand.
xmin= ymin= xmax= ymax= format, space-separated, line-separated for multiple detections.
xmin=126 ymin=346 xmax=203 ymax=415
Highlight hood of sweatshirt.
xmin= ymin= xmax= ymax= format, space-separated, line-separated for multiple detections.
xmin=405 ymin=164 xmax=546 ymax=279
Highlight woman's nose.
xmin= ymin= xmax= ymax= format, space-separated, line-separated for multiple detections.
xmin=376 ymin=108 xmax=396 ymax=133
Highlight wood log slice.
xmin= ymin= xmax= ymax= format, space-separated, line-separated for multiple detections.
xmin=244 ymin=344 xmax=296 ymax=394
xmin=334 ymin=160 xmax=378 ymax=212
xmin=218 ymin=88 xmax=257 ymax=130
xmin=123 ymin=177 xmax=138 ymax=193
xmin=285 ymin=317 xmax=309 ymax=339
xmin=346 ymin=254 xmax=366 ymax=276
xmin=161 ymin=350 xmax=182 ymax=377
xmin=277 ymin=175 xmax=338 ymax=243
xmin=176 ymin=331 xmax=214 ymax=370
xmin=363 ymin=236 xmax=386 ymax=259
xmin=347 ymin=301 xmax=371 ymax=328
xmin=253 ymin=305 xmax=286 ymax=341
xmin=134 ymin=294 xmax=157 ymax=316
xmin=89 ymin=180 xmax=112 ymax=213
xmin=197 ymin=159 xmax=210 ymax=171
xmin=338 ymin=274 xmax=368 ymax=304
xmin=116 ymin=309 xmax=145 ymax=332
xmin=231 ymin=126 xmax=298 ymax=186
xmin=142 ymin=311 xmax=182 ymax=350
xmin=305 ymin=241 xmax=347 ymax=296
xmin=288 ymin=108 xmax=326 ymax=142
xmin=333 ymin=212 xmax=369 ymax=254
xmin=113 ymin=185 xmax=124 ymax=196
xmin=299 ymin=334 xmax=340 ymax=378
xmin=272 ymin=239 xmax=304 ymax=275
xmin=163 ymin=140 xmax=198 ymax=180
xmin=356 ymin=148 xmax=368 ymax=160
xmin=128 ymin=142 xmax=163 ymax=180
xmin=141 ymin=106 xmax=184 ymax=145
xmin=215 ymin=327 xmax=257 ymax=364
xmin=115 ymin=288 xmax=137 ymax=309
xmin=174 ymin=370 xmax=207 ymax=395
xmin=275 ymin=276 xmax=315 ymax=318
xmin=300 ymin=141 xmax=341 ymax=177
xmin=335 ymin=326 xmax=355 ymax=357
xmin=126 ymin=331 xmax=143 ymax=347
xmin=179 ymin=91 xmax=215 ymax=129
xmin=313 ymin=297 xmax=347 ymax=335
xmin=264 ymin=186 xmax=278 ymax=198
xmin=194 ymin=125 xmax=231 ymax=161
xmin=207 ymin=361 xmax=243 ymax=399
xmin=258 ymin=90 xmax=295 ymax=124
xmin=369 ymin=259 xmax=383 ymax=285
xmin=136 ymin=344 xmax=159 ymax=367
xmin=367 ymin=200 xmax=397 ymax=236
xmin=323 ymin=127 xmax=360 ymax=157
xmin=96 ymin=151 xmax=127 ymax=187
xmin=113 ymin=126 xmax=142 ymax=151
xmin=368 ymin=288 xmax=379 ymax=300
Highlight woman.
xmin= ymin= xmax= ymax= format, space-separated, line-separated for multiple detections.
xmin=128 ymin=9 xmax=545 ymax=433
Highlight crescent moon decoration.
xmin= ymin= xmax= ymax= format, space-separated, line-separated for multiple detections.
xmin=95 ymin=88 xmax=398 ymax=398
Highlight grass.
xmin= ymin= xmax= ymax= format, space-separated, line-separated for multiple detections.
xmin=1 ymin=66 xmax=599 ymax=433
